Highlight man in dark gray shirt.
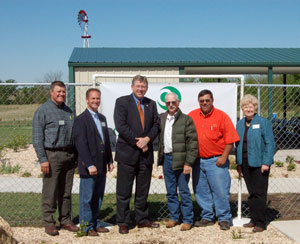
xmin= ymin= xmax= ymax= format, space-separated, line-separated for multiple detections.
xmin=33 ymin=81 xmax=79 ymax=236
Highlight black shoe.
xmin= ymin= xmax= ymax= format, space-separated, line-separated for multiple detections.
xmin=219 ymin=221 xmax=230 ymax=231
xmin=194 ymin=219 xmax=215 ymax=227
xmin=119 ymin=224 xmax=129 ymax=234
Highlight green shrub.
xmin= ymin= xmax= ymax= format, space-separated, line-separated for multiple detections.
xmin=0 ymin=163 xmax=20 ymax=174
xmin=275 ymin=161 xmax=284 ymax=167
xmin=75 ymin=220 xmax=88 ymax=237
xmin=6 ymin=135 xmax=28 ymax=152
xmin=285 ymin=155 xmax=295 ymax=164
xmin=231 ymin=229 xmax=242 ymax=239
xmin=21 ymin=171 xmax=32 ymax=177
xmin=287 ymin=163 xmax=296 ymax=171
xmin=229 ymin=162 xmax=237 ymax=170
xmin=285 ymin=155 xmax=296 ymax=171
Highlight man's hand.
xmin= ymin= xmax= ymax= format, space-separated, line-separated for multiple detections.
xmin=216 ymin=156 xmax=227 ymax=167
xmin=183 ymin=165 xmax=192 ymax=175
xmin=88 ymin=166 xmax=98 ymax=175
xmin=142 ymin=145 xmax=148 ymax=153
xmin=108 ymin=163 xmax=114 ymax=172
xmin=261 ymin=164 xmax=269 ymax=173
xmin=237 ymin=165 xmax=243 ymax=177
xmin=40 ymin=161 xmax=50 ymax=174
xmin=136 ymin=136 xmax=150 ymax=149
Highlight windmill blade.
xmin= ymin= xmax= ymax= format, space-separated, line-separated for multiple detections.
xmin=78 ymin=10 xmax=87 ymax=29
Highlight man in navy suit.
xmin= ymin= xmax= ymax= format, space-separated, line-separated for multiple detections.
xmin=114 ymin=75 xmax=160 ymax=234
xmin=73 ymin=88 xmax=114 ymax=237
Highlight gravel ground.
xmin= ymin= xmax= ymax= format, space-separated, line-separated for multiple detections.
xmin=11 ymin=223 xmax=297 ymax=244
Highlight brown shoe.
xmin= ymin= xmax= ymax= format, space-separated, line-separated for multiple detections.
xmin=45 ymin=225 xmax=59 ymax=236
xmin=96 ymin=226 xmax=109 ymax=233
xmin=166 ymin=220 xmax=180 ymax=228
xmin=194 ymin=219 xmax=215 ymax=227
xmin=219 ymin=221 xmax=230 ymax=231
xmin=253 ymin=226 xmax=265 ymax=232
xmin=180 ymin=223 xmax=192 ymax=231
xmin=119 ymin=224 xmax=129 ymax=234
xmin=243 ymin=222 xmax=255 ymax=228
xmin=87 ymin=229 xmax=99 ymax=236
xmin=138 ymin=221 xmax=160 ymax=228
xmin=61 ymin=222 xmax=80 ymax=232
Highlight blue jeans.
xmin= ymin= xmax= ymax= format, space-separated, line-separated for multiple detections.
xmin=192 ymin=157 xmax=232 ymax=223
xmin=79 ymin=173 xmax=106 ymax=232
xmin=163 ymin=154 xmax=193 ymax=224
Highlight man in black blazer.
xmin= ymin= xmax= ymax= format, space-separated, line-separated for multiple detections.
xmin=73 ymin=88 xmax=114 ymax=237
xmin=114 ymin=75 xmax=160 ymax=234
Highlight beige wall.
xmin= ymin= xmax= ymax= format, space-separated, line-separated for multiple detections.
xmin=74 ymin=67 xmax=179 ymax=114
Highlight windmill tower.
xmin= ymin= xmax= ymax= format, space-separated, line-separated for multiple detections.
xmin=78 ymin=10 xmax=91 ymax=48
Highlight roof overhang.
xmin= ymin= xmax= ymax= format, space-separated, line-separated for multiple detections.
xmin=184 ymin=66 xmax=300 ymax=74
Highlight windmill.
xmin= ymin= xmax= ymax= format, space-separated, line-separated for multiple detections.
xmin=78 ymin=10 xmax=91 ymax=48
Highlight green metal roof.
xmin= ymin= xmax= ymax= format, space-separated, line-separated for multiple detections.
xmin=68 ymin=47 xmax=300 ymax=66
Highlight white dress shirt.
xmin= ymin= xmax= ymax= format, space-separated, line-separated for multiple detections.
xmin=164 ymin=114 xmax=175 ymax=154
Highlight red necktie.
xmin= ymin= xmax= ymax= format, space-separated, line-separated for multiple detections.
xmin=138 ymin=100 xmax=144 ymax=131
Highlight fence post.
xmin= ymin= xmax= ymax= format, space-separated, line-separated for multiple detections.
xmin=268 ymin=67 xmax=273 ymax=120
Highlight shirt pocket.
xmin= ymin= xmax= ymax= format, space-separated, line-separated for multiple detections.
xmin=207 ymin=124 xmax=221 ymax=141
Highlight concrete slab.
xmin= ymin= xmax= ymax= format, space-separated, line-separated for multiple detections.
xmin=271 ymin=220 xmax=300 ymax=243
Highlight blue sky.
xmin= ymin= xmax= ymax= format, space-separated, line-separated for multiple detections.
xmin=1 ymin=0 xmax=300 ymax=83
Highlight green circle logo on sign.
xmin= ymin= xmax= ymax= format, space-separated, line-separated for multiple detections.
xmin=157 ymin=86 xmax=182 ymax=110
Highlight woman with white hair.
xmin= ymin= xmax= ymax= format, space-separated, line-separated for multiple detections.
xmin=236 ymin=94 xmax=275 ymax=232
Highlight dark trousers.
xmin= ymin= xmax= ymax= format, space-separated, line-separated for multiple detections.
xmin=43 ymin=150 xmax=75 ymax=226
xmin=116 ymin=161 xmax=152 ymax=226
xmin=241 ymin=157 xmax=269 ymax=229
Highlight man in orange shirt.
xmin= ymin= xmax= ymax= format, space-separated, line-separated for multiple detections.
xmin=188 ymin=89 xmax=239 ymax=231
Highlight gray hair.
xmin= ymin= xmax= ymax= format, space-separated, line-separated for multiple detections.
xmin=240 ymin=94 xmax=258 ymax=109
xmin=165 ymin=92 xmax=179 ymax=101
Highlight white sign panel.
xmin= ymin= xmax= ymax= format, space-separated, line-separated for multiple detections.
xmin=100 ymin=82 xmax=237 ymax=132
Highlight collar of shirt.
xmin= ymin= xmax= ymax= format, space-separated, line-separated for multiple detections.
xmin=132 ymin=93 xmax=144 ymax=104
xmin=87 ymin=107 xmax=98 ymax=118
xmin=166 ymin=113 xmax=175 ymax=121
xmin=200 ymin=106 xmax=215 ymax=118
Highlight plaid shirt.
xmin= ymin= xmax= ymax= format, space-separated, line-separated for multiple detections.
xmin=32 ymin=99 xmax=74 ymax=163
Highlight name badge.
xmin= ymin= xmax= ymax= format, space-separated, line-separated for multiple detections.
xmin=101 ymin=122 xmax=106 ymax=127
xmin=252 ymin=124 xmax=260 ymax=129
xmin=59 ymin=120 xmax=65 ymax=126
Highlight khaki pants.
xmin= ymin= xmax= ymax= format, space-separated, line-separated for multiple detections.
xmin=42 ymin=149 xmax=75 ymax=226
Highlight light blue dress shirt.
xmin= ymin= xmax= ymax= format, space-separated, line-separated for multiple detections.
xmin=87 ymin=108 xmax=104 ymax=145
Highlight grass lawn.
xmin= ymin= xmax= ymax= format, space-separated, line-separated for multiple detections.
xmin=0 ymin=193 xmax=169 ymax=227
xmin=0 ymin=104 xmax=39 ymax=146
xmin=0 ymin=124 xmax=32 ymax=146
xmin=0 ymin=104 xmax=40 ymax=121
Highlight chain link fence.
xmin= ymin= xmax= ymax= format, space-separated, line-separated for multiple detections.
xmin=0 ymin=82 xmax=300 ymax=226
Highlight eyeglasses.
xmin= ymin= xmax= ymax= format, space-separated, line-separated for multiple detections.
xmin=165 ymin=101 xmax=177 ymax=106
xmin=199 ymin=99 xmax=211 ymax=103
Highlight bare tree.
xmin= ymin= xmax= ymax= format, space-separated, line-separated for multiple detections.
xmin=36 ymin=71 xmax=63 ymax=83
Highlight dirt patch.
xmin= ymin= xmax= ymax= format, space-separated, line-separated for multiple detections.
xmin=11 ymin=223 xmax=297 ymax=244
